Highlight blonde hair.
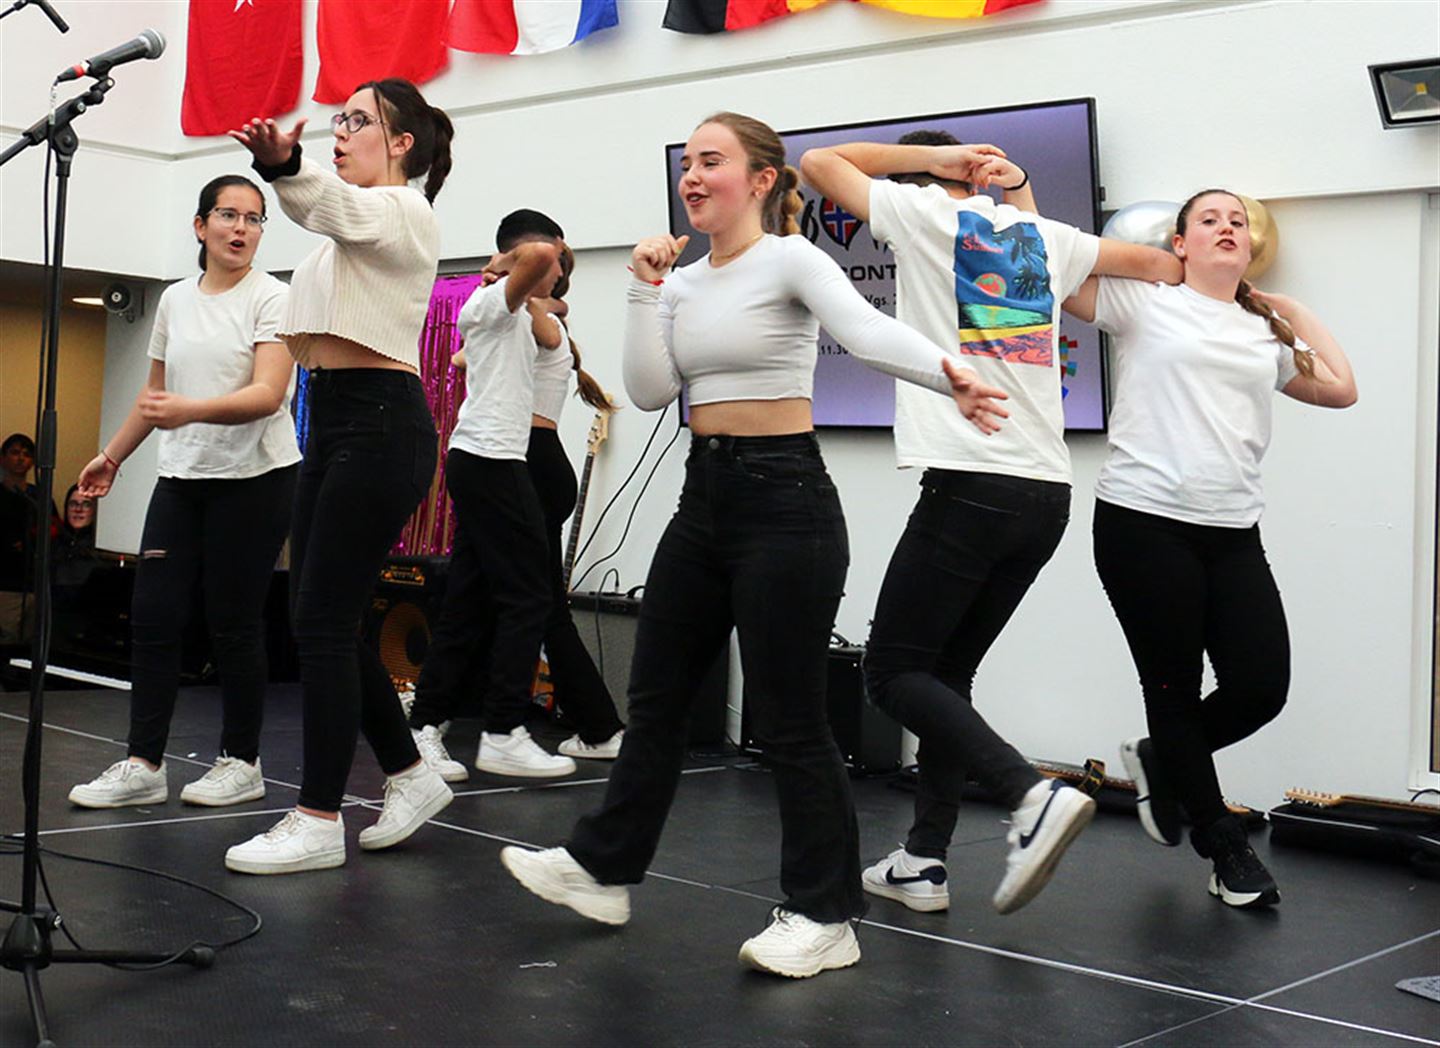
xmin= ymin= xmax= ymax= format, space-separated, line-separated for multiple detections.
xmin=1176 ymin=189 xmax=1313 ymax=379
xmin=700 ymin=112 xmax=802 ymax=236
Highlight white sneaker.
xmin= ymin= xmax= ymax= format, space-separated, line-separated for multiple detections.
xmin=68 ymin=759 xmax=167 ymax=808
xmin=179 ymin=756 xmax=266 ymax=807
xmin=992 ymin=779 xmax=1096 ymax=914
xmin=738 ymin=907 xmax=861 ymax=978
xmin=413 ymin=725 xmax=468 ymax=782
xmin=861 ymin=847 xmax=949 ymax=912
xmin=358 ymin=762 xmax=454 ymax=851
xmin=558 ymin=730 xmax=624 ymax=761
xmin=225 ymin=810 xmax=346 ymax=875
xmin=500 ymin=846 xmax=630 ymax=925
xmin=475 ymin=726 xmax=576 ymax=778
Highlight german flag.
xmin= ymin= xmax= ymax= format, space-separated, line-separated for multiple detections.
xmin=663 ymin=0 xmax=1041 ymax=34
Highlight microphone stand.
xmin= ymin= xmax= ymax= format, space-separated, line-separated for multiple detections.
xmin=0 ymin=78 xmax=214 ymax=1048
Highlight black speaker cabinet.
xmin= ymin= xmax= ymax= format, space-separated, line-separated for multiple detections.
xmin=740 ymin=642 xmax=901 ymax=776
xmin=363 ymin=555 xmax=449 ymax=683
xmin=567 ymin=590 xmax=728 ymax=745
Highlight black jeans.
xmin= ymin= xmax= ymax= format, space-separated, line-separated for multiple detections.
xmin=567 ymin=433 xmax=864 ymax=923
xmin=409 ymin=450 xmax=550 ymax=735
xmin=292 ymin=369 xmax=436 ymax=812
xmin=527 ymin=427 xmax=624 ymax=743
xmin=127 ymin=465 xmax=296 ymax=766
xmin=1092 ymin=499 xmax=1289 ymax=829
xmin=864 ymin=470 xmax=1069 ymax=860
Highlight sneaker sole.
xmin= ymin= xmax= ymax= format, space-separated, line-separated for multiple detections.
xmin=475 ymin=757 xmax=577 ymax=778
xmin=1208 ymin=873 xmax=1280 ymax=908
xmin=225 ymin=848 xmax=346 ymax=875
xmin=433 ymin=764 xmax=469 ymax=783
xmin=500 ymin=847 xmax=630 ymax=926
xmin=68 ymin=787 xmax=168 ymax=809
xmin=180 ymin=783 xmax=266 ymax=807
xmin=861 ymin=877 xmax=949 ymax=912
xmin=738 ymin=934 xmax=861 ymax=978
xmin=358 ymin=785 xmax=454 ymax=851
xmin=557 ymin=746 xmax=620 ymax=761
xmin=1120 ymin=739 xmax=1181 ymax=847
xmin=993 ymin=792 xmax=1096 ymax=915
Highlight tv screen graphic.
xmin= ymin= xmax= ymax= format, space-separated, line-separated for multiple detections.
xmin=664 ymin=98 xmax=1107 ymax=431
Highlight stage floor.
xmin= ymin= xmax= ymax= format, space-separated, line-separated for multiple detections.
xmin=2 ymin=684 xmax=1436 ymax=1047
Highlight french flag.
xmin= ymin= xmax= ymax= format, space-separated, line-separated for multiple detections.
xmin=447 ymin=0 xmax=618 ymax=56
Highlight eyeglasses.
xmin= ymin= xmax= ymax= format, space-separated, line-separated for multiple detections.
xmin=208 ymin=207 xmax=266 ymax=229
xmin=331 ymin=111 xmax=384 ymax=135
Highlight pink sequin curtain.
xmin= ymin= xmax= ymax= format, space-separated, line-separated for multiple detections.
xmin=391 ymin=273 xmax=483 ymax=556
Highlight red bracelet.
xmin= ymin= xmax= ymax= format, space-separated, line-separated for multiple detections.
xmin=101 ymin=450 xmax=120 ymax=471
xmin=627 ymin=266 xmax=663 ymax=286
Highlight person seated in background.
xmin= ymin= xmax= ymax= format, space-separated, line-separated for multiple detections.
xmin=1 ymin=433 xmax=59 ymax=645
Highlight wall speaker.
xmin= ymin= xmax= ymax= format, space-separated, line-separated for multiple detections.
xmin=101 ymin=282 xmax=142 ymax=322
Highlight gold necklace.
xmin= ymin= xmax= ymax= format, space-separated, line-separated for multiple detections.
xmin=710 ymin=232 xmax=764 ymax=266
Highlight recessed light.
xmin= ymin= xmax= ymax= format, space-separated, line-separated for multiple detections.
xmin=71 ymin=297 xmax=104 ymax=306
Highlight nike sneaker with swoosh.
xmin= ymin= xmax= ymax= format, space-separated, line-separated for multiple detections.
xmin=861 ymin=847 xmax=949 ymax=912
xmin=993 ymin=779 xmax=1095 ymax=914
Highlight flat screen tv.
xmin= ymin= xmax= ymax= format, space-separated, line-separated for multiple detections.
xmin=664 ymin=97 xmax=1107 ymax=431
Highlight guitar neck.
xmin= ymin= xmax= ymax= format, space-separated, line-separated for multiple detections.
xmin=563 ymin=453 xmax=597 ymax=590
xmin=1285 ymin=788 xmax=1438 ymax=813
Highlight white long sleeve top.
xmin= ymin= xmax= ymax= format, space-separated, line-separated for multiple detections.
xmin=623 ymin=234 xmax=953 ymax=412
xmin=272 ymin=158 xmax=440 ymax=369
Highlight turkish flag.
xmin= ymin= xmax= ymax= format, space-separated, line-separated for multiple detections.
xmin=314 ymin=0 xmax=450 ymax=105
xmin=181 ymin=0 xmax=303 ymax=137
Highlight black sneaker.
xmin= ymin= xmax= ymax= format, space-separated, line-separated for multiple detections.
xmin=1193 ymin=816 xmax=1280 ymax=908
xmin=1120 ymin=737 xmax=1182 ymax=846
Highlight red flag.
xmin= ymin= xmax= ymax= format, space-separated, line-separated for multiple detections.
xmin=314 ymin=0 xmax=450 ymax=105
xmin=181 ymin=0 xmax=303 ymax=137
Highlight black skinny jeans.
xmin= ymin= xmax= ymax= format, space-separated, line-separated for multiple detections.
xmin=567 ymin=433 xmax=864 ymax=923
xmin=292 ymin=369 xmax=436 ymax=812
xmin=864 ymin=470 xmax=1069 ymax=860
xmin=409 ymin=450 xmax=551 ymax=735
xmin=1092 ymin=499 xmax=1289 ymax=829
xmin=127 ymin=465 xmax=296 ymax=766
xmin=527 ymin=426 xmax=624 ymax=743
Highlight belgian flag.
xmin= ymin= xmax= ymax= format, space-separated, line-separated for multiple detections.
xmin=663 ymin=0 xmax=1042 ymax=34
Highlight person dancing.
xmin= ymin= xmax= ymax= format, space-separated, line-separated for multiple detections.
xmin=1064 ymin=189 xmax=1356 ymax=907
xmin=69 ymin=175 xmax=297 ymax=811
xmin=528 ymin=247 xmax=627 ymax=761
xmin=501 ymin=112 xmax=1006 ymax=978
xmin=223 ymin=79 xmax=455 ymax=874
xmin=802 ymin=131 xmax=1182 ymax=915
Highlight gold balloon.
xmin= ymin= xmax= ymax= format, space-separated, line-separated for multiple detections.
xmin=1237 ymin=194 xmax=1279 ymax=280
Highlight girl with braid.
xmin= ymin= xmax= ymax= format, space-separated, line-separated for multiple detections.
xmin=1064 ymin=189 xmax=1357 ymax=908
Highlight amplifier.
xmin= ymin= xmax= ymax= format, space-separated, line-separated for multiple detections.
xmin=363 ymin=555 xmax=449 ymax=684
xmin=567 ymin=590 xmax=728 ymax=745
xmin=740 ymin=642 xmax=901 ymax=776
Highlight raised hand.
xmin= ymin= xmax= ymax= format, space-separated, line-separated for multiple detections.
xmin=227 ymin=117 xmax=307 ymax=167
xmin=970 ymin=154 xmax=1027 ymax=192
xmin=928 ymin=143 xmax=1006 ymax=184
xmin=942 ymin=358 xmax=1010 ymax=436
xmin=631 ymin=234 xmax=690 ymax=283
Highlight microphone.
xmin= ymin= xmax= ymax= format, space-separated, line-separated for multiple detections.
xmin=54 ymin=28 xmax=164 ymax=83
xmin=30 ymin=0 xmax=70 ymax=33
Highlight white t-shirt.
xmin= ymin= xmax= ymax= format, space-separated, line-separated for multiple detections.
xmin=450 ymin=278 xmax=537 ymax=461
xmin=623 ymin=234 xmax=954 ymax=411
xmin=532 ymin=317 xmax=573 ymax=425
xmin=1092 ymin=278 xmax=1304 ymax=527
xmin=147 ymin=270 xmax=299 ymax=480
xmin=868 ymin=181 xmax=1101 ymax=484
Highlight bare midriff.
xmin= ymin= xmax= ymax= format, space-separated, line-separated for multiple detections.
xmin=688 ymin=398 xmax=812 ymax=437
xmin=531 ymin=414 xmax=558 ymax=430
xmin=293 ymin=333 xmax=417 ymax=373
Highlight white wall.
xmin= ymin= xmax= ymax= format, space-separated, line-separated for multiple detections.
xmin=5 ymin=0 xmax=1438 ymax=801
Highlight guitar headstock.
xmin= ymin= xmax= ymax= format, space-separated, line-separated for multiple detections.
xmin=1285 ymin=788 xmax=1343 ymax=808
xmin=586 ymin=411 xmax=610 ymax=456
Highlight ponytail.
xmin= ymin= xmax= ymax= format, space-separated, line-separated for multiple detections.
xmin=1236 ymin=278 xmax=1313 ymax=379
xmin=768 ymin=165 xmax=803 ymax=237
xmin=558 ymin=322 xmax=613 ymax=413
xmin=360 ymin=78 xmax=454 ymax=203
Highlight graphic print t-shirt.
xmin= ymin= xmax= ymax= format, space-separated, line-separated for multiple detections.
xmin=868 ymin=181 xmax=1100 ymax=483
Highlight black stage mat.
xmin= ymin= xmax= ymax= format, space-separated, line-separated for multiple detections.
xmin=1 ymin=687 xmax=1436 ymax=1047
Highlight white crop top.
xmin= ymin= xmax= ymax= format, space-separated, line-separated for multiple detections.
xmin=532 ymin=316 xmax=573 ymax=424
xmin=623 ymin=234 xmax=953 ymax=411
